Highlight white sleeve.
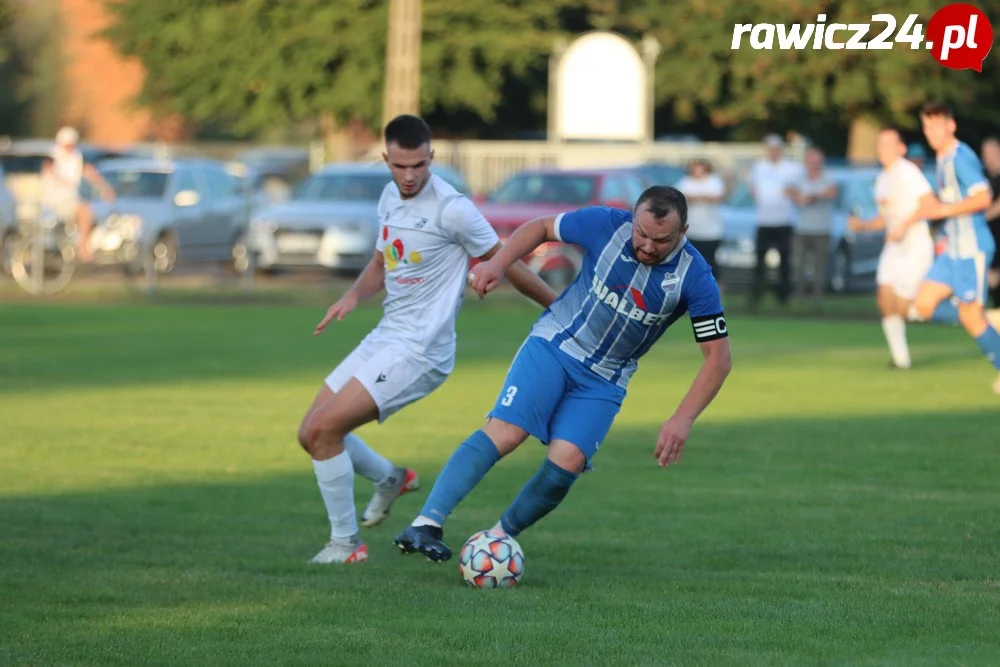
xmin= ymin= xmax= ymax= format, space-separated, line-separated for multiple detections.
xmin=440 ymin=196 xmax=499 ymax=258
xmin=903 ymin=162 xmax=933 ymax=199
xmin=708 ymin=174 xmax=726 ymax=197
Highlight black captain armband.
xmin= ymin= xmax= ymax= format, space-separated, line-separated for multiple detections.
xmin=691 ymin=313 xmax=728 ymax=342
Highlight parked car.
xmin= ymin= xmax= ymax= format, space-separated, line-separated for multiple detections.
xmin=247 ymin=162 xmax=471 ymax=274
xmin=715 ymin=165 xmax=935 ymax=293
xmin=0 ymin=163 xmax=17 ymax=274
xmin=85 ymin=158 xmax=254 ymax=274
xmin=475 ymin=167 xmax=651 ymax=289
xmin=633 ymin=161 xmax=686 ymax=187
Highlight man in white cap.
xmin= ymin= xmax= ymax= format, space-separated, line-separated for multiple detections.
xmin=45 ymin=126 xmax=115 ymax=262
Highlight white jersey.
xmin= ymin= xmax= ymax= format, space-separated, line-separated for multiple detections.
xmin=373 ymin=174 xmax=499 ymax=373
xmin=49 ymin=147 xmax=84 ymax=204
xmin=875 ymin=158 xmax=933 ymax=249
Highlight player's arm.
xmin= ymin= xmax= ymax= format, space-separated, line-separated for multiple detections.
xmin=479 ymin=215 xmax=558 ymax=275
xmin=314 ymin=251 xmax=384 ymax=334
xmin=849 ymin=212 xmax=886 ymax=232
xmin=477 ymin=241 xmax=558 ymax=308
xmin=654 ymin=272 xmax=732 ymax=467
xmin=82 ymin=163 xmax=115 ymax=201
xmin=344 ymin=250 xmax=386 ymax=302
xmin=674 ymin=337 xmax=732 ymax=422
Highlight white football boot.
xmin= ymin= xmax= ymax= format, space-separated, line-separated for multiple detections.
xmin=361 ymin=467 xmax=420 ymax=528
xmin=308 ymin=534 xmax=368 ymax=564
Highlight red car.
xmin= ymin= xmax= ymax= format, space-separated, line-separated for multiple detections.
xmin=473 ymin=167 xmax=651 ymax=290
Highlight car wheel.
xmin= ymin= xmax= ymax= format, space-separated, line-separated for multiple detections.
xmin=229 ymin=231 xmax=251 ymax=275
xmin=151 ymin=233 xmax=178 ymax=274
xmin=829 ymin=245 xmax=851 ymax=294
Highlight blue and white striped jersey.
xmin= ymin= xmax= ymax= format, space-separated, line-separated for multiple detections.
xmin=935 ymin=141 xmax=996 ymax=258
xmin=529 ymin=206 xmax=726 ymax=389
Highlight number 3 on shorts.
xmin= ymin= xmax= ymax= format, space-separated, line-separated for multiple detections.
xmin=500 ymin=385 xmax=518 ymax=407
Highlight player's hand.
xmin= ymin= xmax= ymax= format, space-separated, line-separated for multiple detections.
xmin=916 ymin=197 xmax=947 ymax=222
xmin=847 ymin=215 xmax=862 ymax=233
xmin=467 ymin=259 xmax=504 ymax=299
xmin=314 ymin=294 xmax=358 ymax=335
xmin=654 ymin=416 xmax=693 ymax=468
xmin=886 ymin=225 xmax=907 ymax=243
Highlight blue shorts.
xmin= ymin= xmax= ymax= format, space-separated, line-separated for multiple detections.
xmin=487 ymin=336 xmax=626 ymax=468
xmin=925 ymin=248 xmax=995 ymax=304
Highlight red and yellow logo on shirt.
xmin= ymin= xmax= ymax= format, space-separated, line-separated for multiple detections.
xmin=383 ymin=226 xmax=423 ymax=270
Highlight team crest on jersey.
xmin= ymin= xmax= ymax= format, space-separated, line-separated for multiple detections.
xmin=660 ymin=274 xmax=680 ymax=291
xmin=383 ymin=233 xmax=423 ymax=271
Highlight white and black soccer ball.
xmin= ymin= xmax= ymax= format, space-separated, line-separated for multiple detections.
xmin=458 ymin=529 xmax=524 ymax=588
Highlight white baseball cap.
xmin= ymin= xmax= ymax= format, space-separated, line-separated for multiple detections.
xmin=55 ymin=126 xmax=79 ymax=145
xmin=763 ymin=133 xmax=785 ymax=148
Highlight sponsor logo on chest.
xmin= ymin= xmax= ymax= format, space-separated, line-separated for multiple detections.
xmin=590 ymin=275 xmax=668 ymax=326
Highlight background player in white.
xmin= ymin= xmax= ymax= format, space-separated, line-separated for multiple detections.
xmin=848 ymin=128 xmax=935 ymax=369
xmin=891 ymin=103 xmax=1000 ymax=393
xmin=298 ymin=115 xmax=556 ymax=564
xmin=48 ymin=126 xmax=115 ymax=262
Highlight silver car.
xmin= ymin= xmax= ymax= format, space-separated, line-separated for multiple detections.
xmin=248 ymin=162 xmax=471 ymax=273
xmin=0 ymin=163 xmax=17 ymax=273
xmin=87 ymin=158 xmax=253 ymax=274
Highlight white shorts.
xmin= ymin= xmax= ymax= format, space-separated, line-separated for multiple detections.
xmin=876 ymin=237 xmax=934 ymax=300
xmin=325 ymin=332 xmax=449 ymax=423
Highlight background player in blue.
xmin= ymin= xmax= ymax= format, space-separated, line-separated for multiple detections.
xmin=393 ymin=186 xmax=733 ymax=561
xmin=891 ymin=103 xmax=1000 ymax=394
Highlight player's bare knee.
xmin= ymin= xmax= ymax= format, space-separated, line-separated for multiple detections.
xmin=297 ymin=417 xmax=347 ymax=458
xmin=547 ymin=441 xmax=587 ymax=474
xmin=958 ymin=303 xmax=988 ymax=337
xmin=482 ymin=418 xmax=529 ymax=456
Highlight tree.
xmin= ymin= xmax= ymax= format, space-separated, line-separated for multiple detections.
xmin=628 ymin=0 xmax=1000 ymax=152
xmin=0 ymin=0 xmax=65 ymax=137
xmin=101 ymin=0 xmax=572 ymax=151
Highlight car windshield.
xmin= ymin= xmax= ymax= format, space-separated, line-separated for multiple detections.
xmin=100 ymin=169 xmax=169 ymax=198
xmin=487 ymin=174 xmax=595 ymax=205
xmin=0 ymin=154 xmax=48 ymax=175
xmin=292 ymin=173 xmax=388 ymax=202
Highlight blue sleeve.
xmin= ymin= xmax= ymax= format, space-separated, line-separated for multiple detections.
xmin=955 ymin=146 xmax=990 ymax=199
xmin=554 ymin=206 xmax=624 ymax=255
xmin=684 ymin=268 xmax=728 ymax=342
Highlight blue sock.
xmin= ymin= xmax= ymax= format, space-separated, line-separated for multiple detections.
xmin=974 ymin=326 xmax=1000 ymax=371
xmin=418 ymin=430 xmax=500 ymax=525
xmin=499 ymin=458 xmax=579 ymax=537
xmin=931 ymin=298 xmax=959 ymax=324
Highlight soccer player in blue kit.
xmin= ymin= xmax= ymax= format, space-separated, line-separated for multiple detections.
xmin=890 ymin=103 xmax=1000 ymax=394
xmin=394 ymin=185 xmax=733 ymax=561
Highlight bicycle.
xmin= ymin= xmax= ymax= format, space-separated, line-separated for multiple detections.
xmin=10 ymin=211 xmax=77 ymax=295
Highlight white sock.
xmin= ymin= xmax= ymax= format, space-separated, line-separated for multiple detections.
xmin=313 ymin=452 xmax=358 ymax=540
xmin=412 ymin=516 xmax=441 ymax=528
xmin=882 ymin=315 xmax=911 ymax=368
xmin=907 ymin=303 xmax=924 ymax=322
xmin=343 ymin=433 xmax=394 ymax=485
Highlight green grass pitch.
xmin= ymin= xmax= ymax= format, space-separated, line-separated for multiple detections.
xmin=1 ymin=297 xmax=998 ymax=665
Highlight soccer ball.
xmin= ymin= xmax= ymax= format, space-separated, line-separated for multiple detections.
xmin=458 ymin=529 xmax=524 ymax=588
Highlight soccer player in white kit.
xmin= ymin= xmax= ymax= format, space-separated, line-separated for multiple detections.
xmin=297 ymin=115 xmax=557 ymax=564
xmin=849 ymin=128 xmax=935 ymax=369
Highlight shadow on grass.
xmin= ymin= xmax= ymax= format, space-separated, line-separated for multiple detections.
xmin=2 ymin=410 xmax=999 ymax=665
